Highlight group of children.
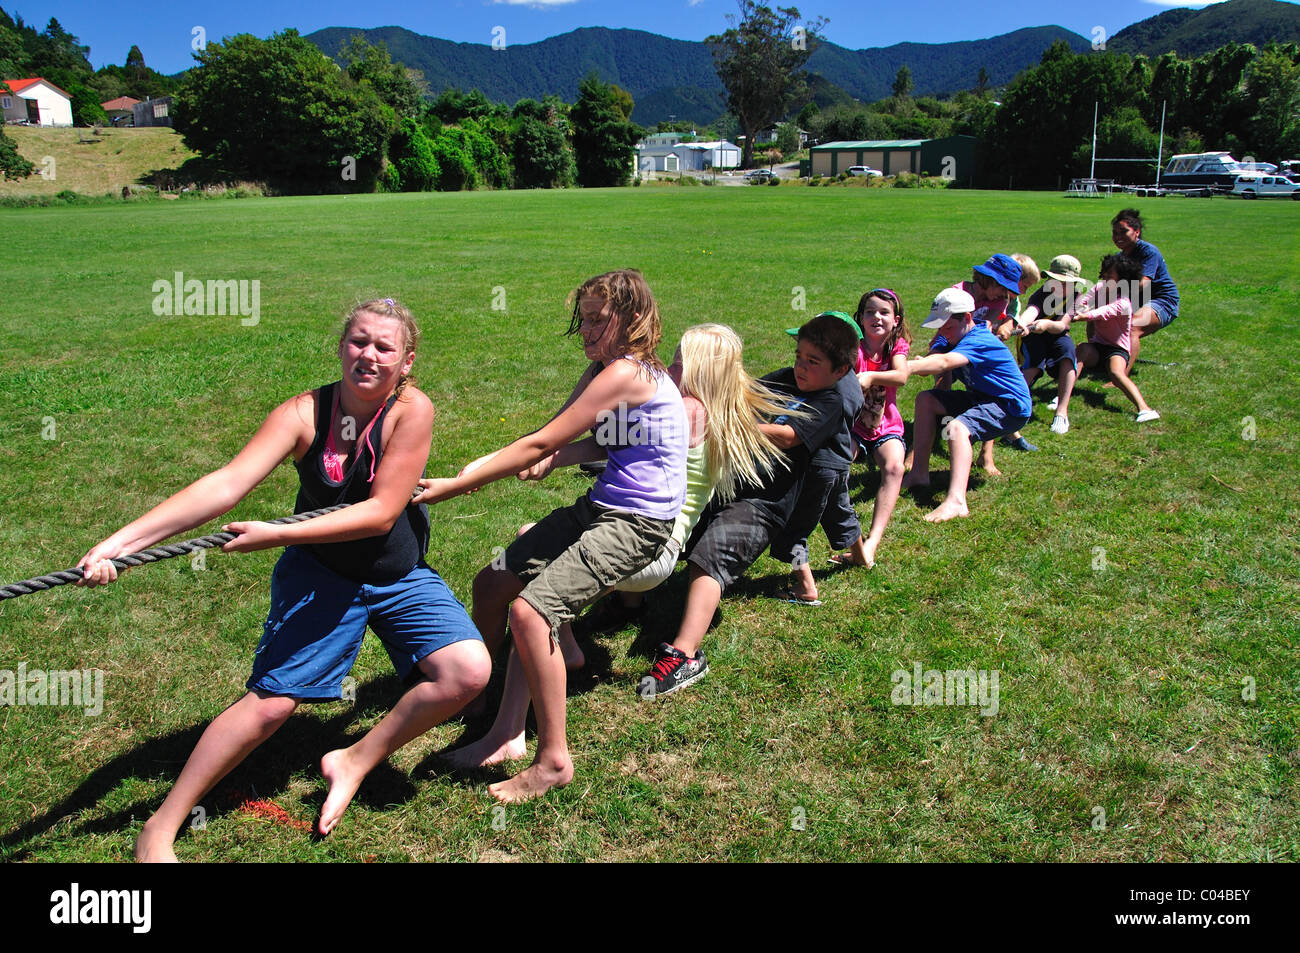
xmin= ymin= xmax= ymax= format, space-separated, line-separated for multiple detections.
xmin=74 ymin=208 xmax=1177 ymax=859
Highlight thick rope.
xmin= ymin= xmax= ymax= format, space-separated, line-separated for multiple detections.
xmin=0 ymin=504 xmax=351 ymax=601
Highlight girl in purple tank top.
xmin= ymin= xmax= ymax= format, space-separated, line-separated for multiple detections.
xmin=413 ymin=269 xmax=687 ymax=803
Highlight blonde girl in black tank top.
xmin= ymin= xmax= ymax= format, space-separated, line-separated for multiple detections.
xmin=76 ymin=299 xmax=489 ymax=861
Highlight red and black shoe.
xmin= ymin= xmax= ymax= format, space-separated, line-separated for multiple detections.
xmin=637 ymin=643 xmax=708 ymax=700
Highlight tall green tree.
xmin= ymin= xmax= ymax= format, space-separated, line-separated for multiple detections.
xmin=1243 ymin=46 xmax=1300 ymax=160
xmin=892 ymin=65 xmax=913 ymax=100
xmin=511 ymin=97 xmax=574 ymax=188
xmin=340 ymin=35 xmax=425 ymax=119
xmin=175 ymin=29 xmax=394 ymax=191
xmin=570 ymin=74 xmax=641 ymax=188
xmin=0 ymin=10 xmax=30 ymax=78
xmin=1188 ymin=42 xmax=1257 ymax=152
xmin=706 ymin=1 xmax=826 ymax=168
xmin=511 ymin=115 xmax=573 ymax=188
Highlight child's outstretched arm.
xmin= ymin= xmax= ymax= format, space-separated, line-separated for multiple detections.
xmin=907 ymin=351 xmax=968 ymax=378
xmin=414 ymin=360 xmax=654 ymax=505
xmin=518 ymin=436 xmax=607 ymax=481
xmin=759 ymin=421 xmax=801 ymax=450
xmin=1073 ymin=300 xmax=1132 ymax=324
xmin=77 ymin=393 xmax=315 ymax=585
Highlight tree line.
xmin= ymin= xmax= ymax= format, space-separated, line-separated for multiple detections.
xmin=980 ymin=40 xmax=1300 ymax=187
xmin=794 ymin=39 xmax=1300 ymax=187
xmin=171 ymin=30 xmax=640 ymax=193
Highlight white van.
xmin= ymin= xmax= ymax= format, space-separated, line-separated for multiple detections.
xmin=1231 ymin=173 xmax=1300 ymax=199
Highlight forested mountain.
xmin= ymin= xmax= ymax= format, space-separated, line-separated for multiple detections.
xmin=306 ymin=24 xmax=1093 ymax=124
xmin=808 ymin=26 xmax=1091 ymax=101
xmin=1107 ymin=0 xmax=1300 ymax=58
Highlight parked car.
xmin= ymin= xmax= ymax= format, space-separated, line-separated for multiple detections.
xmin=744 ymin=169 xmax=776 ymax=182
xmin=1231 ymin=173 xmax=1300 ymax=199
xmin=846 ymin=166 xmax=883 ymax=177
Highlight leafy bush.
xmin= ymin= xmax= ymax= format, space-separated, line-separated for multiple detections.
xmin=387 ymin=116 xmax=441 ymax=192
xmin=429 ymin=127 xmax=478 ymax=191
xmin=511 ymin=114 xmax=574 ymax=189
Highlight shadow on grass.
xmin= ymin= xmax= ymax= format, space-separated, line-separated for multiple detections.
xmin=1068 ymin=378 xmax=1136 ymax=415
xmin=0 ymin=674 xmax=480 ymax=860
xmin=422 ymin=626 xmax=618 ymax=778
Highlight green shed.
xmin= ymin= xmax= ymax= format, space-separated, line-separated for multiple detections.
xmin=809 ymin=136 xmax=976 ymax=184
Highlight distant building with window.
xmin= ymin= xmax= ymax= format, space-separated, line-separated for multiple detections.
xmin=636 ymin=135 xmax=741 ymax=173
xmin=132 ymin=96 xmax=174 ymax=128
xmin=756 ymin=125 xmax=808 ymax=149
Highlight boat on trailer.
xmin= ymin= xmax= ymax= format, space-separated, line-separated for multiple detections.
xmin=1160 ymin=152 xmax=1248 ymax=187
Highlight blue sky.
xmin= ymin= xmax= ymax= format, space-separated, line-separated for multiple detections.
xmin=2 ymin=0 xmax=1271 ymax=75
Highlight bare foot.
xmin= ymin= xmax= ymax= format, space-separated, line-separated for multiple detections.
xmin=899 ymin=470 xmax=930 ymax=490
xmin=488 ymin=756 xmax=574 ymax=803
xmin=860 ymin=539 xmax=878 ymax=569
xmin=981 ymin=462 xmax=1003 ymax=476
xmin=784 ymin=585 xmax=819 ymax=603
xmin=318 ymin=747 xmax=366 ymax=836
xmin=925 ymin=499 xmax=970 ymax=522
xmin=443 ymin=731 xmax=528 ymax=769
xmin=134 ymin=823 xmax=180 ymax=863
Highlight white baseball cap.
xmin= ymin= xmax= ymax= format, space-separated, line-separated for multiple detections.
xmin=922 ymin=288 xmax=976 ymax=329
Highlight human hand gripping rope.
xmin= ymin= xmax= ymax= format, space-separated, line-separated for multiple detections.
xmin=0 ymin=504 xmax=354 ymax=600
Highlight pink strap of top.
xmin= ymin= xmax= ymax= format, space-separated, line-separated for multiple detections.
xmin=322 ymin=388 xmax=385 ymax=483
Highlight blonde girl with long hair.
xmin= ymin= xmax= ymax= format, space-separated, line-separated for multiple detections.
xmin=445 ymin=323 xmax=789 ymax=765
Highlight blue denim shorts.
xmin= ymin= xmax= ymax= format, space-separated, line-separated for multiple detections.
xmin=929 ymin=389 xmax=1029 ymax=444
xmin=852 ymin=431 xmax=906 ymax=462
xmin=1148 ymin=298 xmax=1177 ymax=330
xmin=247 ymin=546 xmax=481 ymax=700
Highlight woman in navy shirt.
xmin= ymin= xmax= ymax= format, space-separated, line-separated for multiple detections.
xmin=1111 ymin=208 xmax=1180 ymax=369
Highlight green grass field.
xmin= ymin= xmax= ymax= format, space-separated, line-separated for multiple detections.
xmin=1 ymin=187 xmax=1296 ymax=862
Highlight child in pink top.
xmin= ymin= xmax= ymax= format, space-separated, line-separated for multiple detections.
xmin=838 ymin=288 xmax=911 ymax=569
xmin=1074 ymin=254 xmax=1160 ymax=423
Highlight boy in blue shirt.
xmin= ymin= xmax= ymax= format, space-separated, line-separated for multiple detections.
xmin=901 ymin=288 xmax=1032 ymax=522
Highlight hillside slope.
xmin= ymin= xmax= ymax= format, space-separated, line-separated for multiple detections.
xmin=1108 ymin=0 xmax=1300 ymax=57
xmin=0 ymin=126 xmax=195 ymax=196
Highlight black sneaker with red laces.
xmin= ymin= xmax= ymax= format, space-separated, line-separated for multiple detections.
xmin=637 ymin=643 xmax=708 ymax=700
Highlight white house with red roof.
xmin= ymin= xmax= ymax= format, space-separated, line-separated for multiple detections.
xmin=2 ymin=77 xmax=74 ymax=127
